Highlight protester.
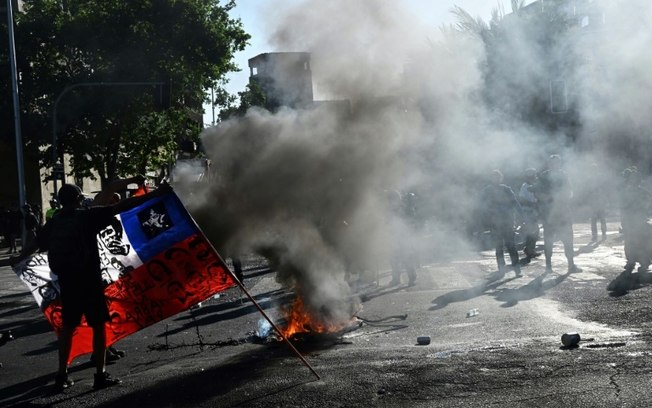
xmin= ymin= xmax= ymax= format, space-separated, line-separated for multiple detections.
xmin=232 ymin=257 xmax=244 ymax=283
xmin=5 ymin=207 xmax=20 ymax=254
xmin=45 ymin=199 xmax=60 ymax=222
xmin=480 ymin=170 xmax=522 ymax=276
xmin=11 ymin=182 xmax=168 ymax=391
xmin=586 ymin=163 xmax=608 ymax=242
xmin=1 ymin=207 xmax=17 ymax=254
xmin=619 ymin=167 xmax=652 ymax=274
xmin=387 ymin=189 xmax=418 ymax=286
xmin=533 ymin=155 xmax=580 ymax=273
xmin=22 ymin=204 xmax=39 ymax=252
xmin=518 ymin=168 xmax=541 ymax=261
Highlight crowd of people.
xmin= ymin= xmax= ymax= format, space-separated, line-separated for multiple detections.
xmin=0 ymin=203 xmax=44 ymax=254
xmin=3 ymin=157 xmax=652 ymax=394
xmin=478 ymin=154 xmax=651 ymax=278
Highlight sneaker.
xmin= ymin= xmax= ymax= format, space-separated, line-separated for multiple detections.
xmin=388 ymin=278 xmax=401 ymax=286
xmin=55 ymin=373 xmax=74 ymax=392
xmin=93 ymin=372 xmax=122 ymax=390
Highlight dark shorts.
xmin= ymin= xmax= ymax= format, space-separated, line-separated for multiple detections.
xmin=59 ymin=278 xmax=110 ymax=328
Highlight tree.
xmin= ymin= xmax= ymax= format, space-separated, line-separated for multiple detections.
xmin=217 ymin=81 xmax=267 ymax=121
xmin=12 ymin=0 xmax=249 ymax=187
xmin=452 ymin=1 xmax=581 ymax=136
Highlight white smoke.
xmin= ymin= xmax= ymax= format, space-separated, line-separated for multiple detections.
xmin=177 ymin=0 xmax=652 ymax=325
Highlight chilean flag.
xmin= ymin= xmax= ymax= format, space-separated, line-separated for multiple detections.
xmin=13 ymin=190 xmax=236 ymax=363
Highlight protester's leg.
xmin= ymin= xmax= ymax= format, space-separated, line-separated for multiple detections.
xmin=543 ymin=221 xmax=554 ymax=270
xmin=232 ymin=258 xmax=243 ymax=282
xmin=58 ymin=326 xmax=74 ymax=376
xmin=525 ymin=234 xmax=536 ymax=257
xmin=91 ymin=322 xmax=121 ymax=389
xmin=562 ymin=223 xmax=578 ymax=272
xmin=407 ymin=264 xmax=417 ymax=285
xmin=91 ymin=323 xmax=107 ymax=374
xmin=590 ymin=214 xmax=598 ymax=241
xmin=599 ymin=209 xmax=607 ymax=239
xmin=389 ymin=256 xmax=401 ymax=285
xmin=494 ymin=232 xmax=506 ymax=271
xmin=55 ymin=325 xmax=75 ymax=390
xmin=504 ymin=229 xmax=521 ymax=276
xmin=524 ymin=220 xmax=540 ymax=257
xmin=630 ymin=223 xmax=649 ymax=272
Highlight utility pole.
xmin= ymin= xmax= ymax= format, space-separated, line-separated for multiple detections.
xmin=6 ymin=0 xmax=27 ymax=245
xmin=211 ymin=87 xmax=216 ymax=126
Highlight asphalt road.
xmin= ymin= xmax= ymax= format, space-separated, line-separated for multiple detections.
xmin=2 ymin=220 xmax=652 ymax=407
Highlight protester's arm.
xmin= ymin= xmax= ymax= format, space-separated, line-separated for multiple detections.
xmin=509 ymin=187 xmax=524 ymax=217
xmin=94 ymin=175 xmax=146 ymax=205
xmin=111 ymin=182 xmax=172 ymax=215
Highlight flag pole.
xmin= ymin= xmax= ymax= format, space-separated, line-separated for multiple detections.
xmin=176 ymin=193 xmax=321 ymax=380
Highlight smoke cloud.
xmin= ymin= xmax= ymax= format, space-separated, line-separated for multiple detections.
xmin=175 ymin=0 xmax=652 ymax=326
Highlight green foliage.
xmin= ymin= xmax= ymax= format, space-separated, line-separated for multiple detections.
xmin=10 ymin=0 xmax=249 ymax=185
xmin=453 ymin=1 xmax=580 ymax=134
xmin=218 ymin=81 xmax=267 ymax=121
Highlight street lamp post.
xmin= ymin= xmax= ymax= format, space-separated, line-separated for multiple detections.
xmin=6 ymin=0 xmax=27 ymax=245
xmin=51 ymin=81 xmax=164 ymax=195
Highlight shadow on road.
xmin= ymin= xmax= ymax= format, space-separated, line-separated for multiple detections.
xmin=92 ymin=347 xmax=316 ymax=408
xmin=0 ymin=316 xmax=57 ymax=356
xmin=0 ymin=372 xmax=53 ymax=407
xmin=429 ymin=267 xmax=572 ymax=311
xmin=492 ymin=270 xmax=569 ymax=307
xmin=607 ymin=269 xmax=652 ymax=296
xmin=574 ymin=241 xmax=600 ymax=256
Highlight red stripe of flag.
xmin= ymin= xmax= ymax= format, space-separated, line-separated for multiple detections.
xmin=43 ymin=233 xmax=235 ymax=363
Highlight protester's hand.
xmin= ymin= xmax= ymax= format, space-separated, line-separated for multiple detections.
xmin=153 ymin=181 xmax=173 ymax=196
xmin=132 ymin=174 xmax=147 ymax=186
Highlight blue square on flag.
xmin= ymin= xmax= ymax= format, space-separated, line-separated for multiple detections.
xmin=137 ymin=201 xmax=173 ymax=239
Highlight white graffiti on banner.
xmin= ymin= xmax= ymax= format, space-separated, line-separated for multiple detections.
xmin=97 ymin=216 xmax=143 ymax=285
xmin=14 ymin=253 xmax=60 ymax=310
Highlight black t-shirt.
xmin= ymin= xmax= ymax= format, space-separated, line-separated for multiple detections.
xmin=37 ymin=206 xmax=115 ymax=285
xmin=25 ymin=212 xmax=39 ymax=231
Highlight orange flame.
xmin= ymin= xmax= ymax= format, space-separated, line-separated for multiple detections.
xmin=281 ymin=296 xmax=344 ymax=338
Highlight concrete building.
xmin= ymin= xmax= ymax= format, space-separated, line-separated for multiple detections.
xmin=248 ymin=52 xmax=354 ymax=121
xmin=248 ymin=52 xmax=314 ymax=111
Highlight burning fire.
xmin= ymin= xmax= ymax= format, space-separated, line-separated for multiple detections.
xmin=281 ymin=296 xmax=348 ymax=338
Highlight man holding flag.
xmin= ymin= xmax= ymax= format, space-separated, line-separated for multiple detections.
xmin=13 ymin=182 xmax=170 ymax=391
